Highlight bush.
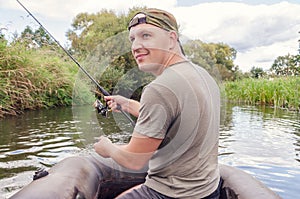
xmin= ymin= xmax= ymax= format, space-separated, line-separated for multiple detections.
xmin=0 ymin=39 xmax=80 ymax=118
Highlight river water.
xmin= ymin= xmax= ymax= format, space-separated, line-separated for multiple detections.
xmin=0 ymin=103 xmax=299 ymax=198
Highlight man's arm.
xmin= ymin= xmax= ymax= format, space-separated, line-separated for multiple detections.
xmin=94 ymin=132 xmax=162 ymax=170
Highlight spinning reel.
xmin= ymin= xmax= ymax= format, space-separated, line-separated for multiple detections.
xmin=95 ymin=99 xmax=109 ymax=117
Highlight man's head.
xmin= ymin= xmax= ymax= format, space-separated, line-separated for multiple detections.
xmin=128 ymin=8 xmax=185 ymax=76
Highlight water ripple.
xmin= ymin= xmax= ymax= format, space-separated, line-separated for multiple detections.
xmin=0 ymin=105 xmax=299 ymax=199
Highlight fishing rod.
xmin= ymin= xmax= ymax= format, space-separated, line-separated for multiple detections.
xmin=16 ymin=0 xmax=136 ymax=127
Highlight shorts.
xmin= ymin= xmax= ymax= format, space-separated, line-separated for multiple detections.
xmin=117 ymin=178 xmax=223 ymax=199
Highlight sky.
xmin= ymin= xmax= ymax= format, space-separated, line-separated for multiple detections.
xmin=1 ymin=0 xmax=300 ymax=72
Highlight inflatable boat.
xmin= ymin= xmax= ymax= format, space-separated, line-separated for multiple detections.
xmin=10 ymin=155 xmax=282 ymax=199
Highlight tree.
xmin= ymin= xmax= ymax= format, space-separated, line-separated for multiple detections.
xmin=183 ymin=40 xmax=215 ymax=72
xmin=67 ymin=10 xmax=129 ymax=57
xmin=184 ymin=40 xmax=238 ymax=81
xmin=15 ymin=25 xmax=55 ymax=48
xmin=271 ymin=54 xmax=300 ymax=76
xmin=204 ymin=42 xmax=237 ymax=81
xmin=250 ymin=66 xmax=266 ymax=78
xmin=33 ymin=26 xmax=53 ymax=47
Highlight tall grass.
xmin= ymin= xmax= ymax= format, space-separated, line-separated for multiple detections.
xmin=224 ymin=77 xmax=300 ymax=111
xmin=0 ymin=40 xmax=81 ymax=118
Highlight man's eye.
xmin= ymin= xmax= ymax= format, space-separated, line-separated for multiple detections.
xmin=129 ymin=37 xmax=135 ymax=43
xmin=143 ymin=33 xmax=150 ymax=38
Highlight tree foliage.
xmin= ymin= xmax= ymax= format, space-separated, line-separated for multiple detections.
xmin=16 ymin=26 xmax=55 ymax=48
xmin=250 ymin=66 xmax=266 ymax=78
xmin=271 ymin=54 xmax=300 ymax=76
xmin=183 ymin=40 xmax=237 ymax=81
xmin=67 ymin=7 xmax=143 ymax=57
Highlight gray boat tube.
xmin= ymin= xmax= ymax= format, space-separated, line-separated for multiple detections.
xmin=10 ymin=155 xmax=282 ymax=199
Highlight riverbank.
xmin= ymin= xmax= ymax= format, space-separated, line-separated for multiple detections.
xmin=0 ymin=40 xmax=77 ymax=118
xmin=224 ymin=77 xmax=300 ymax=111
xmin=1 ymin=37 xmax=299 ymax=118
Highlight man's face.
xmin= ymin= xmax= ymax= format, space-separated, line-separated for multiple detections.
xmin=129 ymin=22 xmax=172 ymax=76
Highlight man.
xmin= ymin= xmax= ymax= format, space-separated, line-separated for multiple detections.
xmin=94 ymin=8 xmax=222 ymax=199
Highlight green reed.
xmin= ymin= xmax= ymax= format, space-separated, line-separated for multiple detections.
xmin=224 ymin=77 xmax=300 ymax=111
xmin=0 ymin=40 xmax=80 ymax=118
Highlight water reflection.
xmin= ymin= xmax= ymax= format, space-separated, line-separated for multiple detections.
xmin=0 ymin=104 xmax=299 ymax=198
xmin=0 ymin=107 xmax=83 ymax=197
xmin=219 ymin=104 xmax=299 ymax=167
xmin=219 ymin=103 xmax=300 ymax=199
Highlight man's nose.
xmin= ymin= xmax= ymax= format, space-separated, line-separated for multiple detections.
xmin=131 ymin=38 xmax=143 ymax=52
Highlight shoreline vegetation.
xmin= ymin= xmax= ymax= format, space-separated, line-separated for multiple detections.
xmin=1 ymin=8 xmax=299 ymax=118
xmin=0 ymin=40 xmax=299 ymax=119
xmin=1 ymin=67 xmax=298 ymax=119
xmin=0 ymin=40 xmax=77 ymax=118
xmin=224 ymin=77 xmax=299 ymax=112
xmin=0 ymin=40 xmax=298 ymax=118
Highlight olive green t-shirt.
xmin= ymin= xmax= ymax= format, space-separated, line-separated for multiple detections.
xmin=134 ymin=61 xmax=220 ymax=198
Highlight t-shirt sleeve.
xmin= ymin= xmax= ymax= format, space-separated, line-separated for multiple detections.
xmin=134 ymin=83 xmax=178 ymax=139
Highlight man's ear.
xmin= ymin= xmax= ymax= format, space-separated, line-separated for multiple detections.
xmin=169 ymin=31 xmax=178 ymax=50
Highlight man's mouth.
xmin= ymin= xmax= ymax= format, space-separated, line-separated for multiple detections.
xmin=135 ymin=53 xmax=147 ymax=62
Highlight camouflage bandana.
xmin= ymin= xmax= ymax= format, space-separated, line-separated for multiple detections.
xmin=128 ymin=8 xmax=178 ymax=32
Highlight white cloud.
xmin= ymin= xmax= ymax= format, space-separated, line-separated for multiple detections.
xmin=173 ymin=2 xmax=300 ymax=71
xmin=5 ymin=0 xmax=177 ymax=43
xmin=235 ymin=38 xmax=299 ymax=71
xmin=2 ymin=0 xmax=300 ymax=72
xmin=8 ymin=0 xmax=177 ymax=19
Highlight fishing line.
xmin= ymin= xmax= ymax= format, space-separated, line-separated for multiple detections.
xmin=16 ymin=0 xmax=136 ymax=127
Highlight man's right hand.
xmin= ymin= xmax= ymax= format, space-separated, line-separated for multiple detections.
xmin=104 ymin=95 xmax=140 ymax=117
